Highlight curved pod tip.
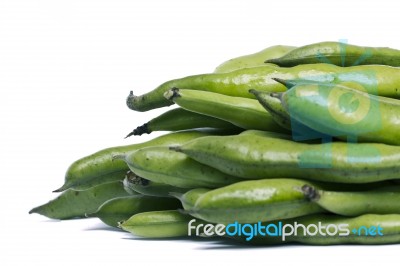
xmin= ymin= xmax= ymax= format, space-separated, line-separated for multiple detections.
xmin=169 ymin=192 xmax=184 ymax=200
xmin=248 ymin=89 xmax=260 ymax=96
xmin=84 ymin=212 xmax=98 ymax=218
xmin=264 ymin=58 xmax=280 ymax=64
xmin=271 ymin=78 xmax=296 ymax=89
xmin=124 ymin=123 xmax=149 ymax=139
xmin=52 ymin=182 xmax=73 ymax=193
xmin=126 ymin=91 xmax=139 ymax=111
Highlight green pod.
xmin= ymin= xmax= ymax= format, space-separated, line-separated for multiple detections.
xmin=123 ymin=171 xmax=189 ymax=197
xmin=125 ymin=108 xmax=240 ymax=138
xmin=302 ymin=185 xmax=400 ymax=216
xmin=126 ymin=63 xmax=400 ymax=111
xmin=245 ymin=214 xmax=400 ymax=245
xmin=117 ymin=146 xmax=242 ymax=188
xmin=184 ymin=178 xmax=323 ymax=224
xmin=86 ymin=195 xmax=181 ymax=227
xmin=238 ymin=129 xmax=291 ymax=139
xmin=281 ymin=83 xmax=400 ymax=145
xmin=120 ymin=210 xmax=198 ymax=238
xmin=29 ymin=181 xmax=129 ymax=219
xmin=214 ymin=45 xmax=296 ymax=73
xmin=57 ymin=130 xmax=224 ymax=192
xmin=272 ymin=77 xmax=400 ymax=105
xmin=252 ymin=79 xmax=400 ymax=139
xmin=171 ymin=134 xmax=400 ymax=183
xmin=266 ymin=41 xmax=400 ymax=67
xmin=164 ymin=88 xmax=288 ymax=133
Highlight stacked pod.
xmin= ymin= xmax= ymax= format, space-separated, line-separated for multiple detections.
xmin=31 ymin=42 xmax=400 ymax=246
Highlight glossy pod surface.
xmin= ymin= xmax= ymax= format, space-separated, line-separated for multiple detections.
xmin=302 ymin=185 xmax=400 ymax=216
xmin=214 ymin=45 xmax=296 ymax=73
xmin=120 ymin=210 xmax=198 ymax=238
xmin=119 ymin=146 xmax=242 ymax=188
xmin=172 ymin=134 xmax=400 ymax=183
xmin=266 ymin=41 xmax=400 ymax=67
xmin=238 ymin=129 xmax=292 ymax=139
xmin=87 ymin=195 xmax=181 ymax=227
xmin=58 ymin=130 xmax=223 ymax=191
xmin=164 ymin=88 xmax=288 ymax=133
xmin=183 ymin=178 xmax=323 ymax=224
xmin=29 ymin=181 xmax=129 ymax=219
xmin=127 ymin=63 xmax=400 ymax=111
xmin=281 ymin=83 xmax=400 ymax=145
xmin=126 ymin=108 xmax=239 ymax=137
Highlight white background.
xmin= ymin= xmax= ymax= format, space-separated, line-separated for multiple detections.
xmin=1 ymin=0 xmax=399 ymax=265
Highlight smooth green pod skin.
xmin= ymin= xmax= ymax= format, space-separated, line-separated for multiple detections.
xmin=239 ymin=129 xmax=291 ymax=139
xmin=126 ymin=63 xmax=400 ymax=111
xmin=56 ymin=130 xmax=223 ymax=192
xmin=164 ymin=88 xmax=289 ymax=133
xmin=29 ymin=181 xmax=129 ymax=219
xmin=171 ymin=188 xmax=210 ymax=210
xmin=120 ymin=210 xmax=199 ymax=238
xmin=244 ymin=214 xmax=400 ymax=245
xmin=171 ymin=134 xmax=400 ymax=183
xmin=214 ymin=45 xmax=296 ymax=73
xmin=125 ymin=108 xmax=240 ymax=137
xmin=86 ymin=195 xmax=181 ymax=227
xmin=186 ymin=179 xmax=324 ymax=224
xmin=281 ymin=83 xmax=400 ymax=145
xmin=302 ymin=185 xmax=400 ymax=216
xmin=123 ymin=171 xmax=189 ymax=197
xmin=119 ymin=146 xmax=242 ymax=188
xmin=273 ymin=77 xmax=400 ymax=105
xmin=252 ymin=80 xmax=400 ymax=138
xmin=266 ymin=41 xmax=400 ymax=67
xmin=252 ymin=78 xmax=400 ymax=130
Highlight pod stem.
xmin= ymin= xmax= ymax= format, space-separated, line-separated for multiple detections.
xmin=301 ymin=185 xmax=320 ymax=201
xmin=112 ymin=154 xmax=126 ymax=161
xmin=163 ymin=87 xmax=181 ymax=101
xmin=169 ymin=145 xmax=183 ymax=152
xmin=126 ymin=170 xmax=149 ymax=186
xmin=125 ymin=123 xmax=150 ymax=138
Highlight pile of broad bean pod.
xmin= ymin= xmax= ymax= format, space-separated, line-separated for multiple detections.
xmin=31 ymin=42 xmax=400 ymax=245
